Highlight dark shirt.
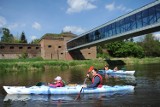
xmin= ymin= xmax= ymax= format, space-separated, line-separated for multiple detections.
xmin=87 ymin=76 xmax=100 ymax=88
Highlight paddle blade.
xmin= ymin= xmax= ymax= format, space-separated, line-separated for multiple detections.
xmin=88 ymin=66 xmax=94 ymax=73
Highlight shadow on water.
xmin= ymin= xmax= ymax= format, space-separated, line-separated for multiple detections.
xmin=105 ymin=58 xmax=126 ymax=66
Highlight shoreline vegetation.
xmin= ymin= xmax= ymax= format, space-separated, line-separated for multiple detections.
xmin=0 ymin=57 xmax=160 ymax=72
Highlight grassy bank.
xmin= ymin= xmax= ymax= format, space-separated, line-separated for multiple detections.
xmin=0 ymin=58 xmax=106 ymax=72
xmin=0 ymin=57 xmax=159 ymax=71
xmin=113 ymin=57 xmax=160 ymax=65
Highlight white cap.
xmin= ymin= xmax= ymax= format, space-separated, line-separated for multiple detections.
xmin=54 ymin=76 xmax=62 ymax=81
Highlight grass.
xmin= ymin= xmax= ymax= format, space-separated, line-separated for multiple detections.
xmin=0 ymin=58 xmax=106 ymax=72
xmin=0 ymin=57 xmax=159 ymax=72
xmin=114 ymin=57 xmax=160 ymax=65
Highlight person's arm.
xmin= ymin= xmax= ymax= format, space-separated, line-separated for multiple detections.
xmin=54 ymin=82 xmax=62 ymax=87
xmin=87 ymin=76 xmax=100 ymax=88
xmin=49 ymin=82 xmax=62 ymax=88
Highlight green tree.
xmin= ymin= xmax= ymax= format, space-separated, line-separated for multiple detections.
xmin=138 ymin=33 xmax=160 ymax=57
xmin=115 ymin=42 xmax=144 ymax=58
xmin=106 ymin=41 xmax=125 ymax=57
xmin=20 ymin=32 xmax=27 ymax=43
xmin=97 ymin=40 xmax=145 ymax=58
xmin=30 ymin=39 xmax=40 ymax=44
xmin=1 ymin=28 xmax=14 ymax=43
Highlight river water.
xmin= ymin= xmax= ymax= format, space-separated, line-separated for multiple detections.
xmin=0 ymin=63 xmax=160 ymax=107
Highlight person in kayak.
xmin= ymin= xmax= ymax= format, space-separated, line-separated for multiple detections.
xmin=48 ymin=76 xmax=65 ymax=88
xmin=113 ymin=66 xmax=118 ymax=71
xmin=104 ymin=64 xmax=113 ymax=79
xmin=104 ymin=64 xmax=112 ymax=71
xmin=83 ymin=68 xmax=103 ymax=88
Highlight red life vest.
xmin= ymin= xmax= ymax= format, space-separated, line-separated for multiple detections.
xmin=92 ymin=73 xmax=103 ymax=88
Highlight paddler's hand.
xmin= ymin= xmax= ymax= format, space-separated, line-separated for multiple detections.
xmin=82 ymin=84 xmax=87 ymax=88
xmin=86 ymin=74 xmax=89 ymax=78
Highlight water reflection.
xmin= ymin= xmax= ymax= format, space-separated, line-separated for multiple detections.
xmin=4 ymin=90 xmax=134 ymax=102
xmin=4 ymin=94 xmax=73 ymax=102
xmin=98 ymin=71 xmax=137 ymax=86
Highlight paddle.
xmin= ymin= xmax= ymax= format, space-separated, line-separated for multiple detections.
xmin=74 ymin=66 xmax=94 ymax=100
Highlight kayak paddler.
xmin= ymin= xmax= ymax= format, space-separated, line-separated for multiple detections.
xmin=48 ymin=76 xmax=65 ymax=88
xmin=83 ymin=68 xmax=103 ymax=88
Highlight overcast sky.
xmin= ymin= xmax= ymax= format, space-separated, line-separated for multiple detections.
xmin=0 ymin=0 xmax=159 ymax=42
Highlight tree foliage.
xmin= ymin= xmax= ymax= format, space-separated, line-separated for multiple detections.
xmin=20 ymin=32 xmax=27 ymax=43
xmin=97 ymin=33 xmax=160 ymax=58
xmin=138 ymin=33 xmax=160 ymax=57
xmin=115 ymin=42 xmax=144 ymax=58
xmin=106 ymin=41 xmax=144 ymax=58
xmin=30 ymin=39 xmax=40 ymax=44
xmin=1 ymin=28 xmax=14 ymax=43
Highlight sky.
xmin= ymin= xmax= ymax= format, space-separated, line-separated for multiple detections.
xmin=0 ymin=0 xmax=160 ymax=43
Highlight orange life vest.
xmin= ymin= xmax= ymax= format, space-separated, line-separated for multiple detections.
xmin=92 ymin=73 xmax=103 ymax=88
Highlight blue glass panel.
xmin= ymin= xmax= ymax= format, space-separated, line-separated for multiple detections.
xmin=156 ymin=4 xmax=160 ymax=22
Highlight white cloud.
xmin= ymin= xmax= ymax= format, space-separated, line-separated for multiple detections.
xmin=105 ymin=2 xmax=115 ymax=11
xmin=105 ymin=2 xmax=132 ymax=12
xmin=30 ymin=35 xmax=37 ymax=40
xmin=66 ymin=0 xmax=97 ymax=14
xmin=0 ymin=16 xmax=7 ymax=27
xmin=32 ymin=22 xmax=41 ymax=30
xmin=63 ymin=26 xmax=85 ymax=34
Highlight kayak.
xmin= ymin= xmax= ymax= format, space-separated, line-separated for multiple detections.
xmin=3 ymin=85 xmax=134 ymax=95
xmin=99 ymin=70 xmax=135 ymax=75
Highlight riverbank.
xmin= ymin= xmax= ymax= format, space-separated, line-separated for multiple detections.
xmin=112 ymin=57 xmax=160 ymax=65
xmin=0 ymin=57 xmax=159 ymax=71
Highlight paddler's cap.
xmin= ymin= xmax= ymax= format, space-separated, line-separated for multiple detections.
xmin=54 ymin=76 xmax=62 ymax=81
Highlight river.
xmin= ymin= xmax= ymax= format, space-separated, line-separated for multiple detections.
xmin=0 ymin=63 xmax=160 ymax=107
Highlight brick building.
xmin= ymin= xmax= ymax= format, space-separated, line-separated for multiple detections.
xmin=0 ymin=43 xmax=41 ymax=59
xmin=40 ymin=32 xmax=97 ymax=60
xmin=0 ymin=32 xmax=97 ymax=60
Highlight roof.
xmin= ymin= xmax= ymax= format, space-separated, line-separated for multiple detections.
xmin=40 ymin=32 xmax=77 ymax=41
xmin=60 ymin=32 xmax=77 ymax=37
xmin=0 ymin=43 xmax=40 ymax=46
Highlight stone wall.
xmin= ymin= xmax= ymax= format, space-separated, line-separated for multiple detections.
xmin=0 ymin=43 xmax=41 ymax=59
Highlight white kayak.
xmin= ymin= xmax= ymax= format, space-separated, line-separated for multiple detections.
xmin=99 ymin=70 xmax=135 ymax=75
xmin=3 ymin=85 xmax=134 ymax=95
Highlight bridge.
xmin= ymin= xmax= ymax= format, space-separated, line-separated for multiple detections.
xmin=67 ymin=0 xmax=160 ymax=51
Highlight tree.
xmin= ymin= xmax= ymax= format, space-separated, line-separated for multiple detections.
xmin=1 ymin=28 xmax=14 ymax=43
xmin=138 ymin=33 xmax=160 ymax=57
xmin=31 ymin=39 xmax=40 ymax=44
xmin=114 ymin=42 xmax=144 ymax=58
xmin=97 ymin=40 xmax=145 ymax=58
xmin=20 ymin=32 xmax=27 ymax=43
xmin=106 ymin=41 xmax=125 ymax=57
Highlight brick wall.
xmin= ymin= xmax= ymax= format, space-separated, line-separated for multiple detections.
xmin=0 ymin=43 xmax=41 ymax=59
